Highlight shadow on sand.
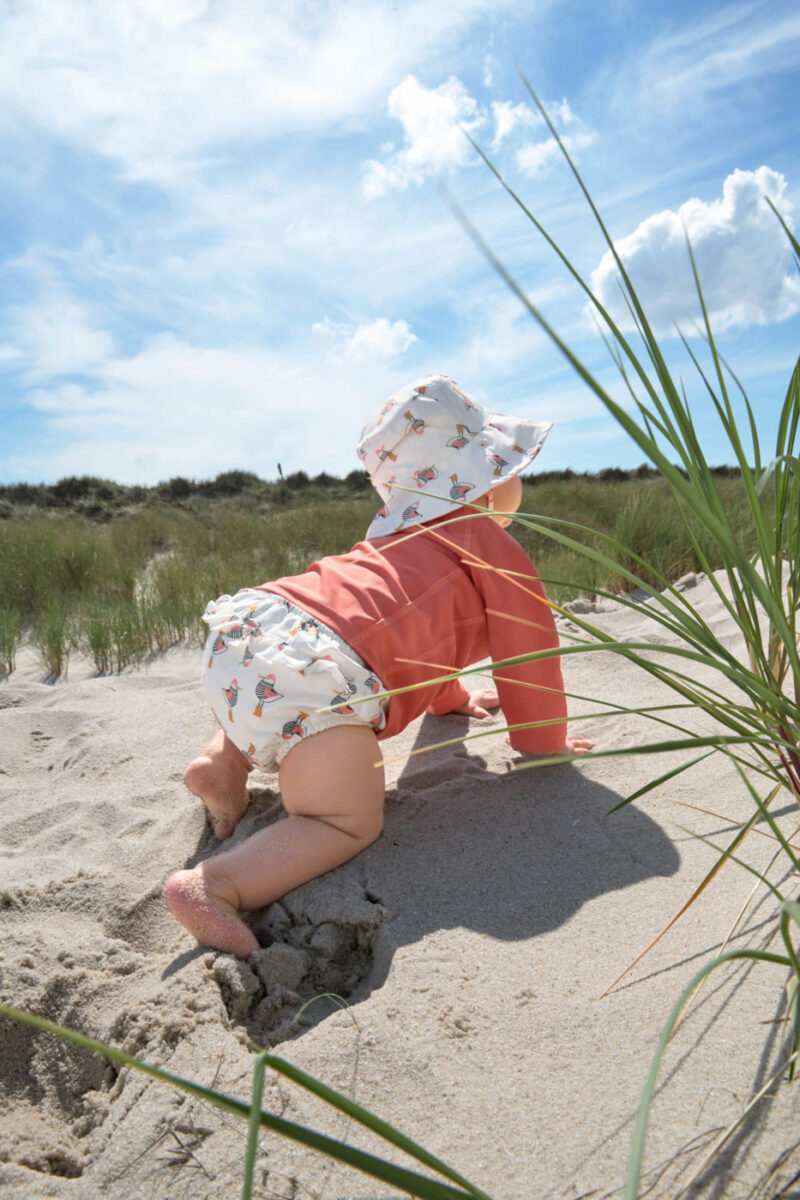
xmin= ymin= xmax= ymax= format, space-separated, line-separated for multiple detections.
xmin=366 ymin=712 xmax=680 ymax=980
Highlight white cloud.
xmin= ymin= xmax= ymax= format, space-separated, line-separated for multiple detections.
xmin=486 ymin=97 xmax=592 ymax=176
xmin=5 ymin=331 xmax=417 ymax=484
xmin=631 ymin=5 xmax=800 ymax=111
xmin=0 ymin=0 xmax=520 ymax=184
xmin=516 ymin=138 xmax=561 ymax=176
xmin=492 ymin=96 xmax=576 ymax=147
xmin=491 ymin=100 xmax=539 ymax=145
xmin=589 ymin=167 xmax=800 ymax=335
xmin=516 ymin=128 xmax=595 ymax=177
xmin=363 ymin=78 xmax=591 ymax=196
xmin=459 ymin=290 xmax=548 ymax=374
xmin=483 ymin=54 xmax=500 ymax=89
xmin=6 ymin=295 xmax=115 ymax=383
xmin=312 ymin=317 xmax=418 ymax=358
xmin=361 ymin=74 xmax=484 ymax=198
xmin=547 ymin=98 xmax=575 ymax=127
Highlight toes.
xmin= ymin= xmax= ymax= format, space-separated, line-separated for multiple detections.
xmin=164 ymin=869 xmax=258 ymax=958
xmin=212 ymin=816 xmax=236 ymax=839
xmin=202 ymin=800 xmax=244 ymax=839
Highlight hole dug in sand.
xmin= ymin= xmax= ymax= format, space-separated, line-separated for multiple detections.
xmin=207 ymin=875 xmax=388 ymax=1046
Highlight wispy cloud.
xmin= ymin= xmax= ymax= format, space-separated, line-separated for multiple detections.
xmin=4 ymin=292 xmax=115 ymax=384
xmin=0 ymin=0 xmax=527 ymax=184
xmin=6 ymin=330 xmax=422 ymax=483
xmin=618 ymin=2 xmax=800 ymax=112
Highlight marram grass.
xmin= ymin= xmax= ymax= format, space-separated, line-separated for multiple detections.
xmin=0 ymin=608 xmax=21 ymax=675
xmin=0 ymin=474 xmax=765 ymax=678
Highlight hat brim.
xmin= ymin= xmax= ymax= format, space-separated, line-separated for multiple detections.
xmin=364 ymin=413 xmax=552 ymax=539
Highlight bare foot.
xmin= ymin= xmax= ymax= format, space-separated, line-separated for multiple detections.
xmin=185 ymin=729 xmax=250 ymax=838
xmin=164 ymin=867 xmax=259 ymax=958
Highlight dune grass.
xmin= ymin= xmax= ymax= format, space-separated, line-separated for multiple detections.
xmin=0 ymin=607 xmax=21 ymax=675
xmin=0 ymin=474 xmax=761 ymax=678
xmin=0 ymin=499 xmax=376 ymax=675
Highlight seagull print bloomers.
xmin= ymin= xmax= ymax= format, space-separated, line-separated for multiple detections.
xmin=202 ymin=589 xmax=388 ymax=770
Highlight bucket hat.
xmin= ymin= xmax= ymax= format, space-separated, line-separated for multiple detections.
xmin=357 ymin=373 xmax=552 ymax=539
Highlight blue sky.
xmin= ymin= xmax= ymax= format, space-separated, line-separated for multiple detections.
xmin=0 ymin=0 xmax=798 ymax=485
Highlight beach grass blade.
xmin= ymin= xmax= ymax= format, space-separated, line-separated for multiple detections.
xmin=0 ymin=1004 xmax=494 ymax=1200
xmin=623 ymin=945 xmax=795 ymax=1200
xmin=242 ymin=1051 xmax=268 ymax=1200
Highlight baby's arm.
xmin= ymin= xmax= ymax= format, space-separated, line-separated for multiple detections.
xmin=465 ymin=528 xmax=588 ymax=754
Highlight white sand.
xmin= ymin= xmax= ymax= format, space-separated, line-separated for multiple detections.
xmin=1 ymin=572 xmax=799 ymax=1199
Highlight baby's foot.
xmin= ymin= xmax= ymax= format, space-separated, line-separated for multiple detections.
xmin=164 ymin=867 xmax=259 ymax=959
xmin=185 ymin=737 xmax=250 ymax=838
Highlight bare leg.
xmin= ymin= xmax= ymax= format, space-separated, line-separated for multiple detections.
xmin=184 ymin=727 xmax=251 ymax=838
xmin=165 ymin=725 xmax=385 ymax=957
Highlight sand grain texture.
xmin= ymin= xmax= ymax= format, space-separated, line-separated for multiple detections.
xmin=2 ymin=574 xmax=799 ymax=1199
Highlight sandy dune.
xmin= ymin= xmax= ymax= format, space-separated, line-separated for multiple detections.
xmin=1 ymin=574 xmax=799 ymax=1199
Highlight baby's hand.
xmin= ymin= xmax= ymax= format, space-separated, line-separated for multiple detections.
xmin=563 ymin=735 xmax=594 ymax=755
xmin=452 ymin=689 xmax=500 ymax=720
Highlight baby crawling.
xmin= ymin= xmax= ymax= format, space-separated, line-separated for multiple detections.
xmin=165 ymin=373 xmax=592 ymax=959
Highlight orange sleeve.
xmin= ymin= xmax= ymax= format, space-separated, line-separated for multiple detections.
xmin=466 ymin=529 xmax=568 ymax=753
xmin=424 ymin=678 xmax=472 ymax=716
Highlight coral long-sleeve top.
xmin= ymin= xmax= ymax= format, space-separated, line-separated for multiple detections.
xmin=262 ymin=510 xmax=567 ymax=753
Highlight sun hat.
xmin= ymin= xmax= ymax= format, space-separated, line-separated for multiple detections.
xmin=357 ymin=373 xmax=552 ymax=539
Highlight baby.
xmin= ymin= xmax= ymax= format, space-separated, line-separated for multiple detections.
xmin=165 ymin=374 xmax=592 ymax=958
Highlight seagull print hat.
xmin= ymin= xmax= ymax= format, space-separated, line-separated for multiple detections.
xmin=357 ymin=373 xmax=552 ymax=539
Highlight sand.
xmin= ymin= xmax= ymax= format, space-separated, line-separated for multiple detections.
xmin=2 ymin=572 xmax=799 ymax=1199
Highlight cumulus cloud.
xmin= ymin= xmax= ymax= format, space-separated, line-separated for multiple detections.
xmin=515 ymin=129 xmax=595 ymax=176
xmin=363 ymin=80 xmax=592 ymax=196
xmin=486 ymin=96 xmax=593 ymax=176
xmin=513 ymin=99 xmax=593 ymax=176
xmin=361 ymin=75 xmax=484 ymax=198
xmin=590 ymin=167 xmax=800 ymax=335
xmin=312 ymin=316 xmax=418 ymax=358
